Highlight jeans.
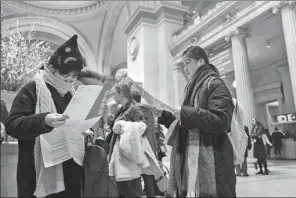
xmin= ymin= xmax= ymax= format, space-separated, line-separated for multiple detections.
xmin=142 ymin=174 xmax=155 ymax=198
xmin=117 ymin=177 xmax=142 ymax=198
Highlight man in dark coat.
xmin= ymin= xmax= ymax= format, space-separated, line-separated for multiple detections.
xmin=5 ymin=35 xmax=85 ymax=198
xmin=271 ymin=127 xmax=284 ymax=156
xmin=158 ymin=46 xmax=236 ymax=197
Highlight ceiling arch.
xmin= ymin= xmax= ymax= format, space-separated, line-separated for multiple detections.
xmin=97 ymin=1 xmax=126 ymax=75
xmin=3 ymin=1 xmax=109 ymax=16
xmin=2 ymin=14 xmax=97 ymax=71
xmin=111 ymin=62 xmax=127 ymax=76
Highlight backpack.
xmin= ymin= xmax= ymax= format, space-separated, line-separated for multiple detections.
xmin=83 ymin=144 xmax=110 ymax=197
xmin=206 ymin=77 xmax=248 ymax=165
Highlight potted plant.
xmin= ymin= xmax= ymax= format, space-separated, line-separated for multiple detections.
xmin=1 ymin=22 xmax=51 ymax=91
xmin=1 ymin=18 xmax=52 ymax=142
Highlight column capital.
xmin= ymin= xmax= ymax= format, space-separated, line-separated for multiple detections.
xmin=225 ymin=27 xmax=251 ymax=42
xmin=123 ymin=2 xmax=188 ymax=36
xmin=272 ymin=1 xmax=296 ymax=14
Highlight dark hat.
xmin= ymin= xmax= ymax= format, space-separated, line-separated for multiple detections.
xmin=115 ymin=84 xmax=133 ymax=100
xmin=48 ymin=35 xmax=86 ymax=74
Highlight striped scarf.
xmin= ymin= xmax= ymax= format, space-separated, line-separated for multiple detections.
xmin=33 ymin=69 xmax=75 ymax=197
xmin=167 ymin=64 xmax=219 ymax=197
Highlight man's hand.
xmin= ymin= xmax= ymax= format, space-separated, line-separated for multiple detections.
xmin=44 ymin=113 xmax=69 ymax=128
xmin=173 ymin=107 xmax=181 ymax=120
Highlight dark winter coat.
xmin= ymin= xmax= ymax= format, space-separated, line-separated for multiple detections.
xmin=4 ymin=81 xmax=83 ymax=198
xmin=244 ymin=126 xmax=252 ymax=158
xmin=251 ymin=124 xmax=267 ymax=159
xmin=106 ymin=100 xmax=137 ymax=160
xmin=271 ymin=131 xmax=284 ymax=148
xmin=83 ymin=144 xmax=109 ymax=197
xmin=161 ymin=64 xmax=236 ymax=197
xmin=137 ymin=104 xmax=158 ymax=156
xmin=1 ymin=99 xmax=9 ymax=123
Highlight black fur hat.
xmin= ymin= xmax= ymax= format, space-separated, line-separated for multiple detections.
xmin=47 ymin=35 xmax=86 ymax=74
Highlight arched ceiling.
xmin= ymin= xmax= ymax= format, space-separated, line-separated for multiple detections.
xmin=27 ymin=1 xmax=96 ymax=9
xmin=2 ymin=14 xmax=98 ymax=71
xmin=4 ymin=1 xmax=109 ymax=16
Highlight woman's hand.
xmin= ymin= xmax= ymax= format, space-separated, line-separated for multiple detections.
xmin=152 ymin=107 xmax=163 ymax=117
xmin=82 ymin=129 xmax=94 ymax=137
xmin=173 ymin=107 xmax=181 ymax=120
xmin=44 ymin=113 xmax=69 ymax=128
xmin=113 ymin=122 xmax=122 ymax=134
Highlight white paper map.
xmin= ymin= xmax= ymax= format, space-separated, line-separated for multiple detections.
xmin=40 ymin=85 xmax=102 ymax=168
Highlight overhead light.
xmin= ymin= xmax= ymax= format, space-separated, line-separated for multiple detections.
xmin=232 ymin=80 xmax=236 ymax=88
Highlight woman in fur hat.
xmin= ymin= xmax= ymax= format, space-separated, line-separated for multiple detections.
xmin=158 ymin=46 xmax=236 ymax=197
xmin=5 ymin=35 xmax=86 ymax=198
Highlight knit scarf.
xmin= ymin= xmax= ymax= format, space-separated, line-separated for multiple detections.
xmin=33 ymin=69 xmax=75 ymax=197
xmin=42 ymin=65 xmax=76 ymax=96
xmin=167 ymin=64 xmax=219 ymax=197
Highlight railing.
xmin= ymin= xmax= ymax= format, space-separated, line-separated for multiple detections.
xmin=139 ymin=1 xmax=182 ymax=9
xmin=172 ymin=1 xmax=232 ymax=42
xmin=139 ymin=1 xmax=161 ymax=9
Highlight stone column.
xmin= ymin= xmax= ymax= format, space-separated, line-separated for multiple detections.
xmin=226 ymin=27 xmax=256 ymax=129
xmin=172 ymin=62 xmax=188 ymax=107
xmin=281 ymin=2 xmax=296 ymax=110
xmin=123 ymin=2 xmax=188 ymax=108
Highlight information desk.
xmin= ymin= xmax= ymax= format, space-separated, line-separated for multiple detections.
xmin=270 ymin=120 xmax=296 ymax=160
xmin=1 ymin=142 xmax=18 ymax=197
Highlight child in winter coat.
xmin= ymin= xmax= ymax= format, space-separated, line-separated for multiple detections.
xmin=109 ymin=105 xmax=163 ymax=186
xmin=109 ymin=107 xmax=146 ymax=182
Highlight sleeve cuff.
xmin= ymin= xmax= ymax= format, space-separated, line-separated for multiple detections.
xmin=40 ymin=112 xmax=54 ymax=134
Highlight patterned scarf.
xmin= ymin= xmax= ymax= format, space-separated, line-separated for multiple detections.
xmin=42 ymin=65 xmax=76 ymax=96
xmin=167 ymin=64 xmax=219 ymax=197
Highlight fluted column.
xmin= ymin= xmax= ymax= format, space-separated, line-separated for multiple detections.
xmin=281 ymin=2 xmax=296 ymax=109
xmin=172 ymin=62 xmax=188 ymax=107
xmin=226 ymin=27 xmax=256 ymax=129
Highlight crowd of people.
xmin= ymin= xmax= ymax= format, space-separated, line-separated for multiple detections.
xmin=1 ymin=34 xmax=286 ymax=198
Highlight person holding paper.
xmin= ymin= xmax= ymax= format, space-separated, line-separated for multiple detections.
xmin=157 ymin=46 xmax=236 ymax=197
xmin=5 ymin=35 xmax=86 ymax=198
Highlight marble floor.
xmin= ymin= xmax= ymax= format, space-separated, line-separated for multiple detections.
xmin=236 ymin=159 xmax=296 ymax=197
xmin=162 ymin=159 xmax=296 ymax=197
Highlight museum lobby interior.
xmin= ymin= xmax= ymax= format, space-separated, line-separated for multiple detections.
xmin=1 ymin=1 xmax=296 ymax=197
